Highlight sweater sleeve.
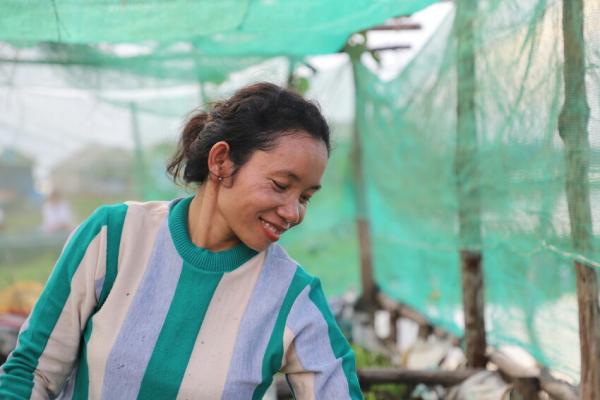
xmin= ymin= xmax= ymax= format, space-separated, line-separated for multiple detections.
xmin=281 ymin=278 xmax=363 ymax=400
xmin=0 ymin=205 xmax=124 ymax=399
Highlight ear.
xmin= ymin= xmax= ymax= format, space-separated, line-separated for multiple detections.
xmin=207 ymin=141 xmax=235 ymax=180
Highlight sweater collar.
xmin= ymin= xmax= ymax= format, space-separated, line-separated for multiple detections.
xmin=168 ymin=196 xmax=257 ymax=273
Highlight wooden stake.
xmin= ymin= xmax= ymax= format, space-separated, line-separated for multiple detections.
xmin=346 ymin=53 xmax=377 ymax=314
xmin=558 ymin=0 xmax=600 ymax=397
xmin=454 ymin=0 xmax=487 ymax=368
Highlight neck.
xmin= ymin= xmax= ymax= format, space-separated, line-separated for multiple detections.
xmin=188 ymin=184 xmax=239 ymax=251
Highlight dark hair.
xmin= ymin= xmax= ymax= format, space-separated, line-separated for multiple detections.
xmin=167 ymin=82 xmax=330 ymax=185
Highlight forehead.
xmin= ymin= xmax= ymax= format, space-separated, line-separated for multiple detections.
xmin=248 ymin=134 xmax=328 ymax=178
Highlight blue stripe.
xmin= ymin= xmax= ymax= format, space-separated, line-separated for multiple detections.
xmin=286 ymin=285 xmax=350 ymax=398
xmin=220 ymin=244 xmax=298 ymax=398
xmin=101 ymin=219 xmax=183 ymax=400
xmin=94 ymin=277 xmax=105 ymax=301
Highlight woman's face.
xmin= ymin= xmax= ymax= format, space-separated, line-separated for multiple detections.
xmin=217 ymin=133 xmax=328 ymax=252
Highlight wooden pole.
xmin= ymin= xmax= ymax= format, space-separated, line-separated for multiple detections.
xmin=357 ymin=367 xmax=480 ymax=388
xmin=558 ymin=0 xmax=600 ymax=397
xmin=275 ymin=368 xmax=481 ymax=396
xmin=454 ymin=0 xmax=487 ymax=368
xmin=348 ymin=54 xmax=377 ymax=313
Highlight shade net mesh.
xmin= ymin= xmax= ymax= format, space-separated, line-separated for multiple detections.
xmin=0 ymin=0 xmax=598 ymax=383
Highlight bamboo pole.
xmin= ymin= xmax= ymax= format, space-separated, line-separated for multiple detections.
xmin=347 ymin=52 xmax=377 ymax=313
xmin=558 ymin=0 xmax=600 ymax=397
xmin=454 ymin=0 xmax=487 ymax=368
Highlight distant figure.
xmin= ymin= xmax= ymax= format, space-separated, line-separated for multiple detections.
xmin=42 ymin=190 xmax=73 ymax=233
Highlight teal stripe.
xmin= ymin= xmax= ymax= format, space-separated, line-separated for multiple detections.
xmin=309 ymin=279 xmax=362 ymax=399
xmin=136 ymin=264 xmax=223 ymax=400
xmin=72 ymin=320 xmax=94 ymax=399
xmin=98 ymin=203 xmax=128 ymax=308
xmin=73 ymin=203 xmax=128 ymax=399
xmin=252 ymin=266 xmax=312 ymax=400
xmin=0 ymin=205 xmax=116 ymax=399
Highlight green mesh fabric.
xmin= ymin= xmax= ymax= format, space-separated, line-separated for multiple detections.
xmin=1 ymin=0 xmax=438 ymax=53
xmin=1 ymin=0 xmax=599 ymax=385
xmin=347 ymin=0 xmax=600 ymax=381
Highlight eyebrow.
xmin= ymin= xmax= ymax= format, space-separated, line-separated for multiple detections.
xmin=276 ymin=170 xmax=322 ymax=191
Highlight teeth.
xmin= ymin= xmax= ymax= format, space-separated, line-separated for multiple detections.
xmin=261 ymin=219 xmax=281 ymax=234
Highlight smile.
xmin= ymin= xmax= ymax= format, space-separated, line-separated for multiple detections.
xmin=260 ymin=218 xmax=284 ymax=235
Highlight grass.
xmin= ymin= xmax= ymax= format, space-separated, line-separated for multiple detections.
xmin=0 ymin=250 xmax=58 ymax=292
xmin=353 ymin=344 xmax=410 ymax=399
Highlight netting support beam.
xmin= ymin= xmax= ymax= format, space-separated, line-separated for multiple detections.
xmin=454 ymin=0 xmax=487 ymax=368
xmin=347 ymin=54 xmax=377 ymax=315
xmin=558 ymin=0 xmax=600 ymax=397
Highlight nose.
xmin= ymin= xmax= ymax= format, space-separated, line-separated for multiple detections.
xmin=277 ymin=199 xmax=303 ymax=228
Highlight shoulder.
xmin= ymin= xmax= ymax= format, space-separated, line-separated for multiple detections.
xmin=123 ymin=200 xmax=170 ymax=219
xmin=265 ymin=244 xmax=327 ymax=309
xmin=266 ymin=243 xmax=317 ymax=286
xmin=74 ymin=200 xmax=168 ymax=239
xmin=117 ymin=200 xmax=170 ymax=228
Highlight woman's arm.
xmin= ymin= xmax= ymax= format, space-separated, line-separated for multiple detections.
xmin=282 ymin=278 xmax=363 ymax=400
xmin=0 ymin=204 xmax=126 ymax=399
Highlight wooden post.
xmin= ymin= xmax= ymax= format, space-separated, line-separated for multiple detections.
xmin=454 ymin=0 xmax=487 ymax=368
xmin=348 ymin=53 xmax=377 ymax=313
xmin=558 ymin=0 xmax=600 ymax=397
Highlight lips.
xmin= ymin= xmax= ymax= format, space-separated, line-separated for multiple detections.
xmin=259 ymin=218 xmax=286 ymax=241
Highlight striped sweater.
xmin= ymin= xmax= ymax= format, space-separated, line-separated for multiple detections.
xmin=0 ymin=197 xmax=362 ymax=399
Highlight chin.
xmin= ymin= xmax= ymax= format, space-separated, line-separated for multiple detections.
xmin=240 ymin=236 xmax=270 ymax=253
xmin=246 ymin=243 xmax=270 ymax=253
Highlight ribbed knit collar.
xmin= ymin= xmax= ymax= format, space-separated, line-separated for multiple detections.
xmin=168 ymin=196 xmax=257 ymax=273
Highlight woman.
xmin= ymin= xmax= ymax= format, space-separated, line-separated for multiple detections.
xmin=0 ymin=83 xmax=363 ymax=399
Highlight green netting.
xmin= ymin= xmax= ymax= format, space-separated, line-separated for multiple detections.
xmin=1 ymin=0 xmax=438 ymax=54
xmin=1 ymin=0 xmax=599 ymax=386
xmin=348 ymin=0 xmax=600 ymax=380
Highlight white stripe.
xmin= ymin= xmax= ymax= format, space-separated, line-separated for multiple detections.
xmin=84 ymin=202 xmax=168 ymax=399
xmin=176 ymin=252 xmax=266 ymax=400
xmin=32 ymin=227 xmax=107 ymax=398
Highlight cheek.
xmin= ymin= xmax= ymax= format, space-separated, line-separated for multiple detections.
xmin=230 ymin=185 xmax=279 ymax=218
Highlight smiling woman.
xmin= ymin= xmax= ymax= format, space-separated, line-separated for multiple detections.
xmin=0 ymin=83 xmax=363 ymax=400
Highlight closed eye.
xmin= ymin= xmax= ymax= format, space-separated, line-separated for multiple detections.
xmin=271 ymin=180 xmax=288 ymax=192
xmin=299 ymin=196 xmax=311 ymax=205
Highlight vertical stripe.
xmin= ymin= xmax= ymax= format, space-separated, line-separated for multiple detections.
xmin=32 ymin=229 xmax=107 ymax=399
xmin=94 ymin=277 xmax=105 ymax=301
xmin=0 ymin=206 xmax=109 ymax=399
xmin=85 ymin=201 xmax=168 ymax=399
xmin=282 ymin=325 xmax=295 ymax=368
xmin=72 ymin=319 xmax=94 ymax=399
xmin=220 ymin=244 xmax=299 ymax=399
xmin=286 ymin=285 xmax=350 ymax=399
xmin=98 ymin=203 xmax=128 ymax=308
xmin=308 ymin=279 xmax=361 ymax=399
xmin=175 ymin=252 xmax=266 ymax=400
xmin=72 ymin=203 xmax=127 ymax=399
xmin=100 ymin=218 xmax=182 ymax=400
xmin=251 ymin=267 xmax=313 ymax=400
xmin=136 ymin=267 xmax=222 ymax=400
xmin=284 ymin=340 xmax=316 ymax=400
